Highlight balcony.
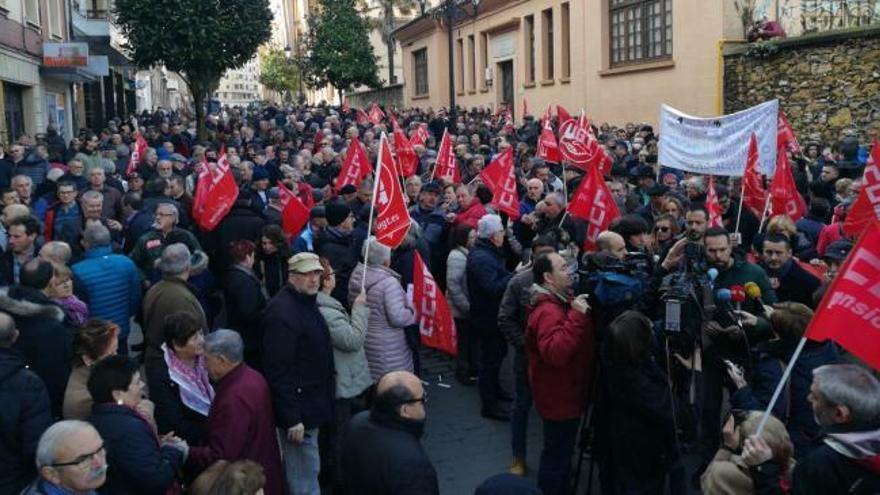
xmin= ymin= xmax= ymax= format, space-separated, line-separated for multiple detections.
xmin=72 ymin=0 xmax=111 ymax=38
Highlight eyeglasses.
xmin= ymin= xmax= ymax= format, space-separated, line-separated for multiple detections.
xmin=50 ymin=444 xmax=105 ymax=470
xmin=654 ymin=226 xmax=671 ymax=233
xmin=399 ymin=391 xmax=428 ymax=406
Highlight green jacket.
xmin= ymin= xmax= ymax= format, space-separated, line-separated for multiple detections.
xmin=130 ymin=228 xmax=201 ymax=280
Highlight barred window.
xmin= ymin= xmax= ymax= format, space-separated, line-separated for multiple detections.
xmin=414 ymin=49 xmax=429 ymax=96
xmin=609 ymin=0 xmax=672 ymax=66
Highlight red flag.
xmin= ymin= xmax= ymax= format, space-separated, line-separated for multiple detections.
xmin=843 ymin=139 xmax=880 ymax=238
xmin=433 ymin=129 xmax=460 ymax=184
xmin=568 ymin=159 xmax=621 ymax=252
xmin=277 ymin=181 xmax=310 ymax=237
xmin=356 ymin=108 xmax=370 ymax=126
xmin=490 ymin=147 xmax=520 ymax=220
xmin=336 ymin=137 xmax=373 ymax=192
xmin=393 ymin=128 xmax=419 ymax=177
xmin=191 ymin=157 xmax=210 ymax=224
xmin=341 ymin=98 xmax=350 ymax=114
xmin=416 ymin=125 xmax=430 ymax=146
xmin=742 ymin=133 xmax=768 ymax=218
xmin=706 ymin=176 xmax=724 ymax=228
xmin=479 ymin=147 xmax=512 ymax=194
xmin=195 ymin=150 xmax=238 ymax=231
xmin=560 ymin=113 xmax=611 ymax=175
xmin=805 ymin=221 xmax=880 ymax=370
xmin=777 ymin=109 xmax=800 ymax=154
xmin=369 ymin=103 xmax=385 ymax=125
xmin=374 ymin=133 xmax=411 ymax=248
xmin=557 ymin=105 xmax=573 ymax=127
xmin=313 ymin=129 xmax=325 ymax=154
xmin=413 ymin=251 xmax=457 ymax=355
xmin=769 ymin=148 xmax=806 ymax=221
xmin=537 ymin=118 xmax=561 ymax=164
xmin=126 ymin=134 xmax=148 ymax=176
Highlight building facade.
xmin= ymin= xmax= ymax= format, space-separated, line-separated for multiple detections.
xmin=395 ymin=0 xmax=743 ymax=126
xmin=214 ymin=58 xmax=262 ymax=107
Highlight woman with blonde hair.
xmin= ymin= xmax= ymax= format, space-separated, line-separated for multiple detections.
xmin=701 ymin=410 xmax=794 ymax=494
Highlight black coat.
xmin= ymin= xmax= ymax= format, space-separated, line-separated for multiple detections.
xmin=262 ymin=286 xmax=335 ymax=430
xmin=760 ymin=260 xmax=822 ymax=308
xmin=224 ymin=265 xmax=267 ymax=368
xmin=144 ymin=359 xmax=207 ymax=445
xmin=211 ymin=200 xmax=267 ymax=273
xmin=89 ymin=403 xmax=184 ymax=495
xmin=340 ymin=410 xmax=439 ymax=495
xmin=256 ymin=250 xmax=289 ymax=299
xmin=0 ymin=287 xmax=72 ymax=419
xmin=0 ymin=348 xmax=51 ymax=494
xmin=791 ymin=423 xmax=880 ymax=495
xmin=315 ymin=227 xmax=358 ymax=308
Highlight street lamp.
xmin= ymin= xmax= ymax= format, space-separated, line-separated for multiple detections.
xmin=427 ymin=0 xmax=481 ymax=128
xmin=284 ymin=45 xmax=292 ymax=103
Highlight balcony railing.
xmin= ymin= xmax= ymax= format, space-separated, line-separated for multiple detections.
xmin=780 ymin=0 xmax=880 ymax=36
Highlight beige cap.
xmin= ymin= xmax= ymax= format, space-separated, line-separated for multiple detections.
xmin=288 ymin=252 xmax=323 ymax=274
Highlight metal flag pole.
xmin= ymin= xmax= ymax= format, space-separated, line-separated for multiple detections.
xmin=361 ymin=133 xmax=386 ymax=293
xmin=734 ymin=179 xmax=746 ymax=236
xmin=756 ymin=337 xmax=808 ymax=436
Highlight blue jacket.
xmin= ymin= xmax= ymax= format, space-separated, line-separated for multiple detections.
xmin=89 ymin=403 xmax=183 ymax=495
xmin=72 ymin=247 xmax=142 ymax=337
xmin=408 ymin=205 xmax=447 ymax=251
xmin=731 ymin=339 xmax=839 ymax=457
xmin=466 ymin=239 xmax=512 ymax=334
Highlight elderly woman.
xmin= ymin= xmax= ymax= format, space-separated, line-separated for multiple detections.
xmin=347 ymin=237 xmax=417 ymax=381
xmin=224 ymin=240 xmax=267 ymax=370
xmin=87 ymin=355 xmax=188 ymax=494
xmin=45 ymin=263 xmax=88 ymax=326
xmin=145 ymin=311 xmax=213 ymax=446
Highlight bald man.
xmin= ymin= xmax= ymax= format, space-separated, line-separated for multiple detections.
xmin=339 ymin=371 xmax=438 ymax=494
xmin=595 ymin=231 xmax=627 ymax=261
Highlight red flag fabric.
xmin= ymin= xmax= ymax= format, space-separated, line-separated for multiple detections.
xmin=769 ymin=148 xmax=806 ymax=221
xmin=416 ymin=125 xmax=430 ymax=146
xmin=706 ymin=176 xmax=724 ymax=228
xmin=805 ymin=221 xmax=880 ymax=370
xmin=191 ymin=157 xmax=210 ymax=224
xmin=374 ymin=133 xmax=411 ymax=248
xmin=277 ymin=181 xmax=311 ymax=238
xmin=557 ymin=105 xmax=573 ymax=127
xmin=742 ymin=132 xmax=768 ymax=218
xmin=413 ymin=251 xmax=457 ymax=355
xmin=843 ymin=139 xmax=880 ymax=238
xmin=433 ymin=129 xmax=460 ymax=184
xmin=490 ymin=147 xmax=520 ymax=220
xmin=336 ymin=137 xmax=373 ymax=192
xmin=313 ymin=129 xmax=325 ymax=154
xmin=777 ymin=109 xmax=800 ymax=154
xmin=559 ymin=113 xmax=611 ymax=175
xmin=568 ymin=159 xmax=621 ymax=252
xmin=393 ymin=128 xmax=419 ymax=178
xmin=369 ymin=103 xmax=385 ymax=126
xmin=126 ymin=134 xmax=147 ymax=176
xmin=195 ymin=151 xmax=238 ymax=231
xmin=479 ymin=147 xmax=512 ymax=193
xmin=356 ymin=108 xmax=370 ymax=126
xmin=537 ymin=108 xmax=561 ymax=164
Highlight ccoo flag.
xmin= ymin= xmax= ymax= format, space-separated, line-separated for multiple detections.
xmin=414 ymin=251 xmax=457 ymax=356
xmin=843 ymin=139 xmax=880 ymax=239
xmin=568 ymin=158 xmax=621 ymax=252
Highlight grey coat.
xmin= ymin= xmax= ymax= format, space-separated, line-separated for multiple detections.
xmin=317 ymin=291 xmax=373 ymax=399
xmin=498 ymin=267 xmax=534 ymax=350
xmin=445 ymin=247 xmax=470 ymax=319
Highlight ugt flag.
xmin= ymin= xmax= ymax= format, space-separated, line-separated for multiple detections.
xmin=568 ymin=158 xmax=621 ymax=252
xmin=374 ymin=133 xmax=411 ymax=248
xmin=806 ymin=221 xmax=880 ymax=370
xmin=126 ymin=133 xmax=148 ymax=176
xmin=336 ymin=137 xmax=372 ymax=192
xmin=414 ymin=251 xmax=457 ymax=356
xmin=537 ymin=106 xmax=561 ymax=164
xmin=843 ymin=139 xmax=880 ymax=239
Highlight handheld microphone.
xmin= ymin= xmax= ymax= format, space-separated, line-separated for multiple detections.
xmin=716 ymin=288 xmax=742 ymax=329
xmin=744 ymin=281 xmax=765 ymax=309
xmin=730 ymin=285 xmax=746 ymax=312
xmin=707 ymin=268 xmax=719 ymax=284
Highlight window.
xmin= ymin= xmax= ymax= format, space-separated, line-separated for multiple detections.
xmin=609 ymin=0 xmax=672 ymax=66
xmin=456 ymin=38 xmax=464 ymax=93
xmin=524 ymin=15 xmax=535 ymax=84
xmin=84 ymin=0 xmax=108 ymax=19
xmin=561 ymin=3 xmax=571 ymax=78
xmin=468 ymin=35 xmax=476 ymax=91
xmin=542 ymin=8 xmax=554 ymax=80
xmin=49 ymin=0 xmax=65 ymax=38
xmin=25 ymin=0 xmax=40 ymax=24
xmin=413 ymin=48 xmax=428 ymax=96
xmin=480 ymin=32 xmax=488 ymax=90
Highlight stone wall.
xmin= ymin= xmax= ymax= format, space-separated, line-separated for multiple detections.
xmin=724 ymin=26 xmax=880 ymax=145
xmin=347 ymin=84 xmax=403 ymax=109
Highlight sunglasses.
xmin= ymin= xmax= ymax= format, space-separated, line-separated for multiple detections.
xmin=654 ymin=226 xmax=671 ymax=233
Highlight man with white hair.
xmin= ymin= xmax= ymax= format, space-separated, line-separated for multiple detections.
xmin=20 ymin=420 xmax=106 ymax=494
xmin=129 ymin=202 xmax=201 ymax=281
xmin=467 ymin=214 xmax=514 ymax=421
xmin=189 ymin=330 xmax=285 ymax=494
xmin=0 ymin=310 xmax=52 ymax=493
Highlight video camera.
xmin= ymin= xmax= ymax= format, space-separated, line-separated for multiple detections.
xmin=657 ymin=241 xmax=716 ymax=355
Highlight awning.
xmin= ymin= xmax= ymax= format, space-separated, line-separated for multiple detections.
xmin=40 ymin=66 xmax=101 ymax=83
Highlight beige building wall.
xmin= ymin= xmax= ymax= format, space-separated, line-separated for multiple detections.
xmin=397 ymin=0 xmax=744 ymax=126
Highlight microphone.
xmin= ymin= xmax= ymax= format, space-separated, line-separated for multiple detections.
xmin=707 ymin=268 xmax=719 ymax=284
xmin=744 ymin=281 xmax=765 ymax=309
xmin=716 ymin=288 xmax=742 ymax=329
xmin=730 ymin=285 xmax=746 ymax=312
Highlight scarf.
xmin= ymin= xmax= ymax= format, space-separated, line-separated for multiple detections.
xmin=54 ymin=295 xmax=89 ymax=326
xmin=162 ymin=343 xmax=214 ymax=416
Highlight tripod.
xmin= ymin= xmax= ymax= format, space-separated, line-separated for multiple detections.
xmin=570 ymin=358 xmax=601 ymax=495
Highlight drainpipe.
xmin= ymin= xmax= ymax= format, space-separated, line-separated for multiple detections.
xmin=716 ymin=38 xmax=747 ymax=115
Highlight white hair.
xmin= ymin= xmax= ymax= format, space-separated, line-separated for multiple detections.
xmin=35 ymin=420 xmax=97 ymax=469
xmin=205 ymin=329 xmax=244 ymax=363
xmin=363 ymin=236 xmax=391 ymax=267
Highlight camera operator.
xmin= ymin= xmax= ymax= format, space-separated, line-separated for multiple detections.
xmin=582 ymin=231 xmax=650 ymax=331
xmin=595 ymin=310 xmax=701 ymax=494
xmin=525 ymin=252 xmax=594 ymax=495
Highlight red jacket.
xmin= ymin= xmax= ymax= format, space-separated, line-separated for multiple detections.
xmin=526 ymin=290 xmax=595 ymax=421
xmin=453 ymin=199 xmax=487 ymax=229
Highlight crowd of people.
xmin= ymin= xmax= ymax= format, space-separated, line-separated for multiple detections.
xmin=0 ymin=100 xmax=878 ymax=495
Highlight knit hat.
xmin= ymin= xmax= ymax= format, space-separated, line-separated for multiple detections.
xmin=325 ymin=201 xmax=351 ymax=227
xmin=477 ymin=214 xmax=504 ymax=239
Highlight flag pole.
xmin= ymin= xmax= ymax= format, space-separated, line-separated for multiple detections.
xmin=361 ymin=134 xmax=386 ymax=293
xmin=734 ymin=179 xmax=746 ymax=236
xmin=756 ymin=337 xmax=808 ymax=436
xmin=561 ymin=161 xmax=568 ymax=207
xmin=757 ymin=193 xmax=772 ymax=233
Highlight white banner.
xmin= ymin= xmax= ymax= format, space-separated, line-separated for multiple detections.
xmin=658 ymin=100 xmax=778 ymax=176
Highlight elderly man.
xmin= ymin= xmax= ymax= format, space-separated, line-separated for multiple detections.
xmin=86 ymin=167 xmax=122 ymax=221
xmin=0 ymin=311 xmax=52 ymax=493
xmin=11 ymin=175 xmax=33 ymax=207
xmin=72 ymin=225 xmax=142 ymax=354
xmin=129 ymin=203 xmax=201 ymax=282
xmin=141 ymin=243 xmax=207 ymax=365
xmin=340 ymin=371 xmax=438 ymax=495
xmin=20 ymin=420 xmax=107 ymax=494
xmin=189 ymin=330 xmax=285 ymax=495
xmin=263 ymin=252 xmax=335 ymax=495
